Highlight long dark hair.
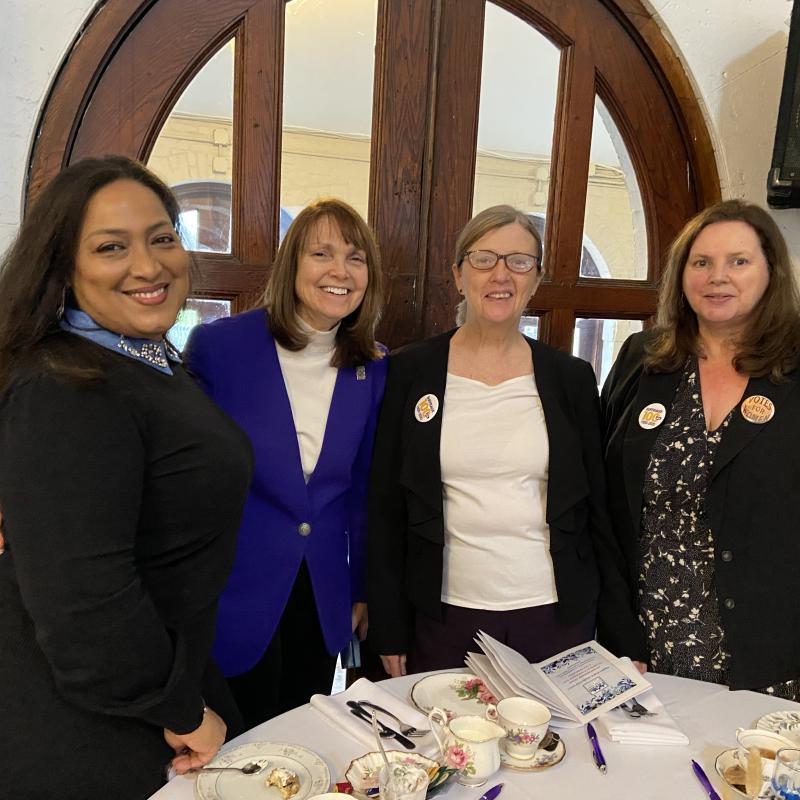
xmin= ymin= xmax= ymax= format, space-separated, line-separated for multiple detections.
xmin=645 ymin=199 xmax=800 ymax=380
xmin=262 ymin=197 xmax=384 ymax=368
xmin=0 ymin=155 xmax=182 ymax=391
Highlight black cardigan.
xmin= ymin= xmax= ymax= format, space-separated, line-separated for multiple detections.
xmin=0 ymin=341 xmax=253 ymax=799
xmin=367 ymin=330 xmax=643 ymax=658
xmin=602 ymin=331 xmax=800 ymax=689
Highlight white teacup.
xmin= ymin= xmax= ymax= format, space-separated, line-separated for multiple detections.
xmin=486 ymin=697 xmax=551 ymax=760
xmin=736 ymin=728 xmax=796 ymax=763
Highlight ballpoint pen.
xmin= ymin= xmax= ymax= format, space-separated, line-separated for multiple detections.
xmin=691 ymin=759 xmax=722 ymax=800
xmin=586 ymin=722 xmax=607 ymax=774
xmin=478 ymin=784 xmax=504 ymax=800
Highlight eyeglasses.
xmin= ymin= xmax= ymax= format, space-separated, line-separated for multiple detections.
xmin=460 ymin=249 xmax=541 ymax=273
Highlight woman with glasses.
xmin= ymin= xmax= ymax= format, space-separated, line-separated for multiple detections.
xmin=367 ymin=205 xmax=636 ymax=676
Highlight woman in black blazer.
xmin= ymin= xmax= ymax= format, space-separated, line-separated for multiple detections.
xmin=603 ymin=200 xmax=800 ymax=698
xmin=367 ymin=205 xmax=638 ymax=677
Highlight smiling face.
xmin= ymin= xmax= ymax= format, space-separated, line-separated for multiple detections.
xmin=294 ymin=216 xmax=369 ymax=331
xmin=682 ymin=220 xmax=770 ymax=338
xmin=71 ymin=179 xmax=189 ymax=340
xmin=452 ymin=222 xmax=542 ymax=328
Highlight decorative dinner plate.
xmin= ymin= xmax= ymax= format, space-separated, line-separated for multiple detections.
xmin=714 ymin=747 xmax=772 ymax=799
xmin=194 ymin=741 xmax=330 ymax=800
xmin=499 ymin=738 xmax=566 ymax=772
xmin=757 ymin=710 xmax=800 ymax=744
xmin=410 ymin=673 xmax=498 ymax=720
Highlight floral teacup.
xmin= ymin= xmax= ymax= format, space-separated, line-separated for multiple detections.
xmin=486 ymin=697 xmax=551 ymax=760
xmin=428 ymin=706 xmax=505 ymax=786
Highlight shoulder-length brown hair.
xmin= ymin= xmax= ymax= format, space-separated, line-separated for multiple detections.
xmin=646 ymin=199 xmax=800 ymax=380
xmin=262 ymin=197 xmax=383 ymax=368
xmin=0 ymin=155 xmax=183 ymax=392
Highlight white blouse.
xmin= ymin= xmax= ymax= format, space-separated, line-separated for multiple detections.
xmin=275 ymin=317 xmax=339 ymax=481
xmin=439 ymin=372 xmax=558 ymax=610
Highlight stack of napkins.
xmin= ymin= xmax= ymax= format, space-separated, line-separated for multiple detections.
xmin=595 ymin=687 xmax=689 ymax=746
xmin=310 ymin=677 xmax=439 ymax=758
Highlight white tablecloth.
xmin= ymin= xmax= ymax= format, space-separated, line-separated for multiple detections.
xmin=149 ymin=672 xmax=800 ymax=800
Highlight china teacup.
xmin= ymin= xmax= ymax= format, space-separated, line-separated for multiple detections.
xmin=486 ymin=697 xmax=551 ymax=760
xmin=736 ymin=728 xmax=796 ymax=763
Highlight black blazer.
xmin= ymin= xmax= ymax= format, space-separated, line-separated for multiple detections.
xmin=603 ymin=331 xmax=800 ymax=689
xmin=367 ymin=330 xmax=641 ymax=657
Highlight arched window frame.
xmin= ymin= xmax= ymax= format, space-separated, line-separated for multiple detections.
xmin=27 ymin=0 xmax=720 ymax=350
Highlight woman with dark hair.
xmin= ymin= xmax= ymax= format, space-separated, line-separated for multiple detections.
xmin=184 ymin=197 xmax=386 ymax=727
xmin=603 ymin=199 xmax=800 ymax=697
xmin=367 ymin=204 xmax=635 ymax=676
xmin=0 ymin=156 xmax=253 ymax=799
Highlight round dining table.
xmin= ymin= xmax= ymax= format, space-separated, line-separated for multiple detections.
xmin=150 ymin=671 xmax=800 ymax=800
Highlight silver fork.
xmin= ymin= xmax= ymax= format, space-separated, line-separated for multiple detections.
xmin=356 ymin=701 xmax=430 ymax=737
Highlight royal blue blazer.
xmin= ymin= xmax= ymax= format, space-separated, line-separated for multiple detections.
xmin=184 ymin=309 xmax=387 ymax=676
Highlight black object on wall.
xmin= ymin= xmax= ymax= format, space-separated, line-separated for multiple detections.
xmin=769 ymin=1 xmax=800 ymax=208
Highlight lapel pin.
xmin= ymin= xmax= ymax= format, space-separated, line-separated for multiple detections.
xmin=356 ymin=365 xmax=366 ymax=381
xmin=638 ymin=402 xmax=666 ymax=430
xmin=740 ymin=394 xmax=774 ymax=424
xmin=414 ymin=393 xmax=439 ymax=422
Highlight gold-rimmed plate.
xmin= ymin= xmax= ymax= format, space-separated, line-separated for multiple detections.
xmin=410 ymin=673 xmax=498 ymax=719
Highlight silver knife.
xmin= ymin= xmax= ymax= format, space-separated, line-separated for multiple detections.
xmin=348 ymin=706 xmax=416 ymax=750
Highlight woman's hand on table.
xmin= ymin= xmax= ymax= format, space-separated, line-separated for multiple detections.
xmin=352 ymin=602 xmax=368 ymax=641
xmin=633 ymin=660 xmax=648 ymax=674
xmin=380 ymin=654 xmax=407 ymax=677
xmin=164 ymin=706 xmax=227 ymax=774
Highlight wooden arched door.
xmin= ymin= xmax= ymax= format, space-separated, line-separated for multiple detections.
xmin=28 ymin=0 xmax=718 ymax=364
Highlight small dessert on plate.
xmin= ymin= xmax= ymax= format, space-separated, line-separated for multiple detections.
xmin=267 ymin=767 xmax=301 ymax=798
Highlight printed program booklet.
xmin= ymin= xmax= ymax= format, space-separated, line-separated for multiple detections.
xmin=466 ymin=630 xmax=651 ymax=725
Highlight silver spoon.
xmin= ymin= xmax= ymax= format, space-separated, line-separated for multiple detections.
xmin=189 ymin=762 xmax=265 ymax=775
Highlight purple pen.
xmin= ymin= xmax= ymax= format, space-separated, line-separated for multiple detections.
xmin=586 ymin=722 xmax=607 ymax=774
xmin=477 ymin=784 xmax=504 ymax=800
xmin=691 ymin=759 xmax=722 ymax=800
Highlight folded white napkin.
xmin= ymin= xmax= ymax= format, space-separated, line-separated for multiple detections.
xmin=595 ymin=686 xmax=689 ymax=746
xmin=310 ymin=677 xmax=440 ymax=759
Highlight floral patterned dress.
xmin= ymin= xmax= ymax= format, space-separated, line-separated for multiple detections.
xmin=638 ymin=361 xmax=799 ymax=701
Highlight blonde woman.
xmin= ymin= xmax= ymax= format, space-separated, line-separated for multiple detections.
xmin=368 ymin=205 xmax=636 ymax=676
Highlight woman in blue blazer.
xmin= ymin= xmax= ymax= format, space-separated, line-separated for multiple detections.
xmin=185 ymin=199 xmax=386 ymax=727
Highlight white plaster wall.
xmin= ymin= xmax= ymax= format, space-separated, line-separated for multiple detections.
xmin=1 ymin=0 xmax=799 ymax=256
xmin=0 ymin=1 xmax=96 ymax=253
xmin=646 ymin=0 xmax=800 ymax=253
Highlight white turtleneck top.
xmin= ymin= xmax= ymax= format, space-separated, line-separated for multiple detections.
xmin=275 ymin=317 xmax=339 ymax=481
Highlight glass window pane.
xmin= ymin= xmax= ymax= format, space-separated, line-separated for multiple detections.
xmin=581 ymin=97 xmax=647 ymax=280
xmin=573 ymin=318 xmax=644 ymax=386
xmin=280 ymin=0 xmax=378 ymax=223
xmin=148 ymin=40 xmax=235 ymax=253
xmin=169 ymin=298 xmax=232 ymax=352
xmin=472 ymin=3 xmax=561 ymax=222
xmin=518 ymin=315 xmax=540 ymax=340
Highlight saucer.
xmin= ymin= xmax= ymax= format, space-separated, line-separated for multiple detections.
xmin=757 ymin=710 xmax=800 ymax=744
xmin=714 ymin=747 xmax=772 ymax=799
xmin=499 ymin=739 xmax=566 ymax=772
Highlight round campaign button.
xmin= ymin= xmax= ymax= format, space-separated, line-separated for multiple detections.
xmin=740 ymin=395 xmax=774 ymax=424
xmin=414 ymin=393 xmax=439 ymax=422
xmin=638 ymin=402 xmax=666 ymax=430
